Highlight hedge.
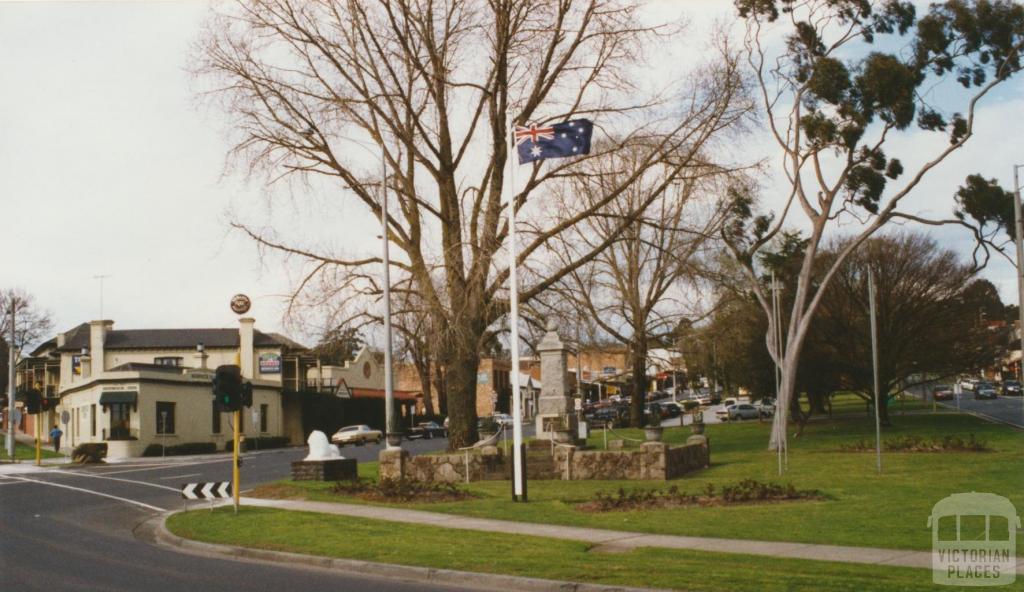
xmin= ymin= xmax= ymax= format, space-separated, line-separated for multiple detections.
xmin=142 ymin=442 xmax=218 ymax=457
xmin=224 ymin=436 xmax=290 ymax=452
xmin=72 ymin=443 xmax=107 ymax=464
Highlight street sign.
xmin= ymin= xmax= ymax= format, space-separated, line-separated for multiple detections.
xmin=60 ymin=410 xmax=70 ymax=425
xmin=230 ymin=293 xmax=251 ymax=315
xmin=11 ymin=409 xmax=22 ymax=425
xmin=251 ymin=408 xmax=259 ymax=425
xmin=181 ymin=482 xmax=232 ymax=500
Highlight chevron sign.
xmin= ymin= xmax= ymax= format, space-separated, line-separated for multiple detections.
xmin=181 ymin=482 xmax=232 ymax=500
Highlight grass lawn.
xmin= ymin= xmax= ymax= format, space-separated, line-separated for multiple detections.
xmin=167 ymin=506 xmax=990 ymax=592
xmin=0 ymin=442 xmax=62 ymax=462
xmin=255 ymin=410 xmax=1023 ymax=554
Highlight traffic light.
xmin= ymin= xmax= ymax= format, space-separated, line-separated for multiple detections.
xmin=212 ymin=365 xmax=243 ymax=412
xmin=21 ymin=389 xmax=41 ymax=414
xmin=39 ymin=397 xmax=56 ymax=413
xmin=241 ymin=382 xmax=253 ymax=408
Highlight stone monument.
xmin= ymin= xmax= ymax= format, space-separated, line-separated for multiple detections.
xmin=291 ymin=430 xmax=358 ymax=481
xmin=535 ymin=320 xmax=575 ymax=440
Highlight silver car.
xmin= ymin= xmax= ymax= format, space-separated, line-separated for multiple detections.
xmin=716 ymin=404 xmax=761 ymax=421
xmin=330 ymin=424 xmax=383 ymax=446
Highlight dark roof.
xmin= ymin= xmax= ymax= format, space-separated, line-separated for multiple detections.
xmin=107 ymin=362 xmax=186 ymax=374
xmin=50 ymin=325 xmax=307 ymax=353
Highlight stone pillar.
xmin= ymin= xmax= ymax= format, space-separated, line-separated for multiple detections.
xmin=378 ymin=448 xmax=409 ymax=481
xmin=535 ymin=321 xmax=573 ymax=440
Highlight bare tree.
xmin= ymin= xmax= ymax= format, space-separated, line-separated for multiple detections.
xmin=195 ymin=0 xmax=748 ymax=447
xmin=541 ymin=144 xmax=734 ymax=426
xmin=0 ymin=289 xmax=54 ymax=398
xmin=724 ymin=0 xmax=1024 ymax=455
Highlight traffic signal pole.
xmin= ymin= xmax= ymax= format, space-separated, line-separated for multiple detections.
xmin=232 ymin=409 xmax=240 ymax=514
xmin=35 ymin=412 xmax=41 ymax=466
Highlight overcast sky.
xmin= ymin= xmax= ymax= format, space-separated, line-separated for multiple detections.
xmin=2 ymin=1 xmax=1023 ymax=347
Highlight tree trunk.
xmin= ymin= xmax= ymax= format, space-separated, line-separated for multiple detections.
xmin=879 ymin=392 xmax=891 ymax=427
xmin=629 ymin=345 xmax=648 ymax=428
xmin=445 ymin=331 xmax=481 ymax=450
xmin=433 ymin=363 xmax=447 ymax=416
xmin=415 ymin=358 xmax=435 ymax=417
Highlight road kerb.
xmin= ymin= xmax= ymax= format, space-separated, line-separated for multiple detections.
xmin=148 ymin=512 xmax=669 ymax=592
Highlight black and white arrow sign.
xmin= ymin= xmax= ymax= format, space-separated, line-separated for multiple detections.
xmin=181 ymin=481 xmax=232 ymax=500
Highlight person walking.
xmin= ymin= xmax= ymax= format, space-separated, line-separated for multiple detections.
xmin=49 ymin=425 xmax=62 ymax=453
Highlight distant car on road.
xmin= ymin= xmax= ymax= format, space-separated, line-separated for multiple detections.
xmin=715 ymin=404 xmax=760 ymax=421
xmin=406 ymin=421 xmax=447 ymax=440
xmin=931 ymin=384 xmax=954 ymax=401
xmin=491 ymin=413 xmax=514 ymax=426
xmin=974 ymin=382 xmax=998 ymax=400
xmin=960 ymin=378 xmax=977 ymax=392
xmin=331 ymin=425 xmax=383 ymax=446
xmin=757 ymin=401 xmax=776 ymax=417
xmin=657 ymin=400 xmax=683 ymax=418
xmin=1000 ymin=380 xmax=1021 ymax=396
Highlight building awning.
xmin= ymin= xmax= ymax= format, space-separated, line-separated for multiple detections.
xmin=351 ymin=388 xmax=420 ymax=402
xmin=99 ymin=392 xmax=138 ymax=406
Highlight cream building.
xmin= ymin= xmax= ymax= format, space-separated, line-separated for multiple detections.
xmin=18 ymin=318 xmax=308 ymax=459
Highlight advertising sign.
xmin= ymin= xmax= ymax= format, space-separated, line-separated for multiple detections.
xmin=258 ymin=353 xmax=282 ymax=374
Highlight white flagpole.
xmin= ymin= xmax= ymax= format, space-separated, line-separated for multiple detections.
xmin=508 ymin=125 xmax=525 ymax=501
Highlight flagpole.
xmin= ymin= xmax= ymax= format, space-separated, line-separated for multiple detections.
xmin=508 ymin=124 xmax=526 ymax=502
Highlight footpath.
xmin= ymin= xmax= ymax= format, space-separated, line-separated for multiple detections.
xmin=234 ymin=497 xmax=1024 ymax=574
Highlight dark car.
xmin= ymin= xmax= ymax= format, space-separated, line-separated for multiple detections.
xmin=931 ymin=384 xmax=954 ymax=401
xmin=657 ymin=400 xmax=682 ymax=418
xmin=1001 ymin=380 xmax=1022 ymax=396
xmin=974 ymin=382 xmax=998 ymax=400
xmin=406 ymin=421 xmax=447 ymax=440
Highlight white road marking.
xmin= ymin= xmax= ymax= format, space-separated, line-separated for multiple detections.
xmin=94 ymin=458 xmax=233 ymax=476
xmin=158 ymin=473 xmax=201 ymax=481
xmin=46 ymin=470 xmax=179 ymax=492
xmin=5 ymin=475 xmax=166 ymax=512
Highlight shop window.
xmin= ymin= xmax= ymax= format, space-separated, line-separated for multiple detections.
xmin=154 ymin=357 xmax=183 ymax=367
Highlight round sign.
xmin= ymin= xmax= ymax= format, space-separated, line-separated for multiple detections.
xmin=12 ymin=409 xmax=22 ymax=425
xmin=230 ymin=293 xmax=252 ymax=315
xmin=60 ymin=410 xmax=70 ymax=424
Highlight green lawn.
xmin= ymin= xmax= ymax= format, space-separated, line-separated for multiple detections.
xmin=257 ymin=411 xmax=1024 ymax=553
xmin=168 ymin=506 xmax=994 ymax=592
xmin=0 ymin=442 xmax=62 ymax=462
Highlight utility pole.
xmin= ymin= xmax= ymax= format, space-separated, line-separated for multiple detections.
xmin=507 ymin=125 xmax=526 ymax=502
xmin=1013 ymin=164 xmax=1024 ymax=427
xmin=868 ymin=268 xmax=882 ymax=474
xmin=93 ymin=275 xmax=111 ymax=319
xmin=6 ymin=300 xmax=16 ymax=460
xmin=381 ymin=146 xmax=398 ymax=448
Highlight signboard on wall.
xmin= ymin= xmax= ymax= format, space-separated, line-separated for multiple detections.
xmin=602 ymin=367 xmax=616 ymax=376
xmin=476 ymin=372 xmax=490 ymax=385
xmin=258 ymin=353 xmax=282 ymax=374
xmin=72 ymin=355 xmax=82 ymax=375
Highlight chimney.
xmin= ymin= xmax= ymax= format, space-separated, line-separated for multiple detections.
xmin=89 ymin=320 xmax=112 ymax=377
xmin=80 ymin=348 xmax=92 ymax=379
xmin=239 ymin=318 xmax=255 ymax=378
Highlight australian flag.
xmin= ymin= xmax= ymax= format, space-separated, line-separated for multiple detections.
xmin=515 ymin=119 xmax=593 ymax=165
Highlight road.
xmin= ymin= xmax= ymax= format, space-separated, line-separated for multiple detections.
xmin=0 ymin=436 xmax=478 ymax=592
xmin=910 ymin=384 xmax=1024 ymax=429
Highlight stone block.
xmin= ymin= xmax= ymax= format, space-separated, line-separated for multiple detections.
xmin=608 ymin=439 xmax=625 ymax=450
xmin=291 ymin=458 xmax=358 ymax=482
xmin=378 ymin=448 xmax=409 ymax=481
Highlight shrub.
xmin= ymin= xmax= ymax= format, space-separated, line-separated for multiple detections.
xmin=840 ymin=434 xmax=991 ymax=452
xmin=331 ymin=478 xmax=475 ymax=503
xmin=682 ymin=400 xmax=700 ymax=411
xmin=225 ymin=436 xmax=290 ymax=452
xmin=72 ymin=443 xmax=107 ymax=464
xmin=142 ymin=442 xmax=218 ymax=457
xmin=579 ymin=480 xmax=823 ymax=512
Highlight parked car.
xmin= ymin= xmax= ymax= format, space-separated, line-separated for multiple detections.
xmin=974 ymin=382 xmax=998 ymax=400
xmin=757 ymin=401 xmax=776 ymax=417
xmin=697 ymin=394 xmax=713 ymax=406
xmin=491 ymin=413 xmax=514 ymax=426
xmin=722 ymin=398 xmax=738 ymax=408
xmin=715 ymin=403 xmax=761 ymax=421
xmin=931 ymin=384 xmax=954 ymax=401
xmin=331 ymin=425 xmax=383 ymax=446
xmin=406 ymin=421 xmax=447 ymax=440
xmin=960 ymin=378 xmax=977 ymax=392
xmin=1000 ymin=380 xmax=1022 ymax=396
xmin=657 ymin=400 xmax=683 ymax=418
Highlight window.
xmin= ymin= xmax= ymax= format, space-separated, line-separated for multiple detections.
xmin=90 ymin=404 xmax=96 ymax=437
xmin=211 ymin=401 xmax=221 ymax=434
xmin=156 ymin=402 xmax=176 ymax=434
xmin=154 ymin=357 xmax=183 ymax=367
xmin=260 ymin=404 xmax=268 ymax=433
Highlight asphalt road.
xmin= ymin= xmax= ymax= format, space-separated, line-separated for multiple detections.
xmin=0 ymin=436 xmax=478 ymax=592
xmin=911 ymin=384 xmax=1024 ymax=428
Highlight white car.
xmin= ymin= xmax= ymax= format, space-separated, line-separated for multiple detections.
xmin=715 ymin=404 xmax=761 ymax=421
xmin=330 ymin=424 xmax=383 ymax=446
xmin=491 ymin=413 xmax=514 ymax=426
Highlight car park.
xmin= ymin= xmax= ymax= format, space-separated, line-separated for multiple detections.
xmin=931 ymin=384 xmax=954 ymax=401
xmin=330 ymin=424 xmax=383 ymax=446
xmin=406 ymin=421 xmax=447 ymax=440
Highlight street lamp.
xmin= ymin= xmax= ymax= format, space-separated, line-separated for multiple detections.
xmin=1013 ymin=164 xmax=1024 ymax=426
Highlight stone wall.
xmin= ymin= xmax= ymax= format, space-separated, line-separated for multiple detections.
xmin=378 ymin=436 xmax=709 ymax=483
